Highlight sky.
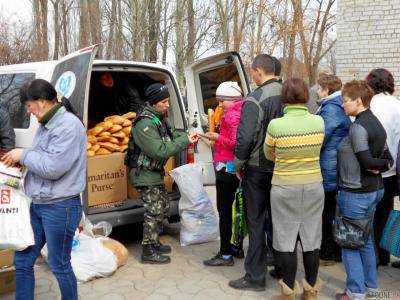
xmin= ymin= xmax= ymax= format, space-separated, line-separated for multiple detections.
xmin=0 ymin=1 xmax=31 ymax=23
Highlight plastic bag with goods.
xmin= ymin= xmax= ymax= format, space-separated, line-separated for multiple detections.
xmin=170 ymin=164 xmax=219 ymax=246
xmin=0 ymin=184 xmax=34 ymax=250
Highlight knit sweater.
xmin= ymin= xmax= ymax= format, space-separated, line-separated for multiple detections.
xmin=264 ymin=105 xmax=325 ymax=185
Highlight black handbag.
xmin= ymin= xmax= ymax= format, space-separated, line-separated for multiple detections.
xmin=333 ymin=205 xmax=373 ymax=250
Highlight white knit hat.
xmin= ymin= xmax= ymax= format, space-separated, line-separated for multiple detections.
xmin=216 ymin=81 xmax=243 ymax=100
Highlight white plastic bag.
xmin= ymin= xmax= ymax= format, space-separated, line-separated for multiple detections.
xmin=170 ymin=164 xmax=219 ymax=246
xmin=42 ymin=233 xmax=117 ymax=283
xmin=0 ymin=185 xmax=34 ymax=250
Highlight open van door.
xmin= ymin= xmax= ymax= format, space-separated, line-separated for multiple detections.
xmin=185 ymin=52 xmax=250 ymax=185
xmin=51 ymin=45 xmax=98 ymax=127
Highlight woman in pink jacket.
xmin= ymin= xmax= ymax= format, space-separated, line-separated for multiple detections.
xmin=203 ymin=81 xmax=244 ymax=267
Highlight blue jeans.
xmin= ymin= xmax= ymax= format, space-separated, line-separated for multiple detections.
xmin=14 ymin=196 xmax=82 ymax=300
xmin=337 ymin=189 xmax=384 ymax=299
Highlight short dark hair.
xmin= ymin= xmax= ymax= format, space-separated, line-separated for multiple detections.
xmin=365 ymin=68 xmax=395 ymax=95
xmin=317 ymin=74 xmax=342 ymax=95
xmin=251 ymin=54 xmax=275 ymax=75
xmin=22 ymin=79 xmax=57 ymax=104
xmin=342 ymin=80 xmax=374 ymax=107
xmin=272 ymin=56 xmax=281 ymax=77
xmin=282 ymin=78 xmax=309 ymax=104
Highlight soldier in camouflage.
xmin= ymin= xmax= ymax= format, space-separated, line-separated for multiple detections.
xmin=126 ymin=82 xmax=199 ymax=264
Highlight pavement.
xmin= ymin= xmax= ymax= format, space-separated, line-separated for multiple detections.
xmin=3 ymin=192 xmax=400 ymax=299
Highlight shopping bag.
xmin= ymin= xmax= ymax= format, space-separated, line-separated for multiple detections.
xmin=0 ymin=185 xmax=34 ymax=250
xmin=170 ymin=164 xmax=219 ymax=246
xmin=231 ymin=186 xmax=247 ymax=247
xmin=380 ymin=210 xmax=400 ymax=258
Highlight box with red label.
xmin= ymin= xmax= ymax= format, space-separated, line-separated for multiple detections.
xmin=0 ymin=188 xmax=11 ymax=205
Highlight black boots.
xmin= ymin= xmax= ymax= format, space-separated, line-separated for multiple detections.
xmin=154 ymin=241 xmax=172 ymax=254
xmin=141 ymin=244 xmax=171 ymax=264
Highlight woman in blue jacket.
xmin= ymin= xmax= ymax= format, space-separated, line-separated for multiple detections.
xmin=2 ymin=79 xmax=86 ymax=300
xmin=316 ymin=74 xmax=351 ymax=265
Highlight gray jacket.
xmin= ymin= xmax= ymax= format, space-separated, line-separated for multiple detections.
xmin=21 ymin=107 xmax=87 ymax=204
xmin=0 ymin=107 xmax=15 ymax=150
xmin=234 ymin=79 xmax=283 ymax=172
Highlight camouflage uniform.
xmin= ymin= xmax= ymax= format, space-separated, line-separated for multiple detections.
xmin=126 ymin=104 xmax=189 ymax=246
xmin=137 ymin=185 xmax=170 ymax=245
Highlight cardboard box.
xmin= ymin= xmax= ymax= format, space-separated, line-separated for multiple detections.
xmin=0 ymin=250 xmax=13 ymax=269
xmin=127 ymin=157 xmax=176 ymax=199
xmin=0 ymin=266 xmax=15 ymax=295
xmin=87 ymin=153 xmax=127 ymax=207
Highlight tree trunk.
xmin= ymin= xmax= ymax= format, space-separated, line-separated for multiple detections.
xmin=78 ymin=0 xmax=89 ymax=49
xmin=186 ymin=0 xmax=195 ymax=64
xmin=87 ymin=0 xmax=101 ymax=56
xmin=60 ymin=0 xmax=69 ymax=56
xmin=148 ymin=0 xmax=157 ymax=62
xmin=52 ymin=0 xmax=60 ymax=60
xmin=33 ymin=0 xmax=49 ymax=60
xmin=175 ymin=0 xmax=185 ymax=88
xmin=106 ymin=0 xmax=116 ymax=59
xmin=115 ymin=0 xmax=124 ymax=59
xmin=161 ymin=1 xmax=170 ymax=64
xmin=255 ymin=0 xmax=263 ymax=55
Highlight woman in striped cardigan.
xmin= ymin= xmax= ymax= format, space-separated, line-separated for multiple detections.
xmin=264 ymin=78 xmax=325 ymax=300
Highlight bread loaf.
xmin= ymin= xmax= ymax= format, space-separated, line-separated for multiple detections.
xmin=108 ymin=137 xmax=120 ymax=144
xmin=122 ymin=112 xmax=136 ymax=120
xmin=106 ymin=115 xmax=126 ymax=125
xmin=90 ymin=144 xmax=100 ymax=152
xmin=87 ymin=135 xmax=97 ymax=143
xmin=87 ymin=142 xmax=92 ymax=150
xmin=97 ymin=136 xmax=111 ymax=142
xmin=91 ymin=126 xmax=104 ymax=136
xmin=87 ymin=150 xmax=95 ymax=157
xmin=120 ymin=136 xmax=129 ymax=145
xmin=122 ymin=126 xmax=131 ymax=136
xmin=208 ymin=108 xmax=215 ymax=133
xmin=109 ymin=125 xmax=123 ymax=133
xmin=112 ymin=131 xmax=125 ymax=139
xmin=119 ymin=145 xmax=128 ymax=152
xmin=98 ymin=142 xmax=120 ymax=152
xmin=102 ymin=238 xmax=128 ymax=267
xmin=99 ymin=131 xmax=111 ymax=137
xmin=96 ymin=148 xmax=112 ymax=155
xmin=122 ymin=119 xmax=131 ymax=127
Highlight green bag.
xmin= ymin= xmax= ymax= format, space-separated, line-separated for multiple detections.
xmin=231 ymin=186 xmax=248 ymax=246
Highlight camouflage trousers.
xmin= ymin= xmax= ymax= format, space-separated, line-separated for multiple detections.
xmin=137 ymin=185 xmax=170 ymax=245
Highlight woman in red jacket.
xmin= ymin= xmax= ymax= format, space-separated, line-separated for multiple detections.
xmin=203 ymin=81 xmax=244 ymax=267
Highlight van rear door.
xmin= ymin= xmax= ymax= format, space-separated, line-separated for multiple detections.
xmin=185 ymin=52 xmax=250 ymax=185
xmin=50 ymin=45 xmax=98 ymax=127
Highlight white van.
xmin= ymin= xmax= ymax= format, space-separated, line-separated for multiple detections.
xmin=0 ymin=45 xmax=250 ymax=227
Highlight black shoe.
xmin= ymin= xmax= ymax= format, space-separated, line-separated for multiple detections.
xmin=141 ymin=244 xmax=171 ymax=264
xmin=154 ymin=242 xmax=171 ymax=254
xmin=269 ymin=268 xmax=282 ymax=280
xmin=392 ymin=261 xmax=400 ymax=268
xmin=203 ymin=253 xmax=234 ymax=266
xmin=228 ymin=275 xmax=266 ymax=291
xmin=230 ymin=245 xmax=244 ymax=259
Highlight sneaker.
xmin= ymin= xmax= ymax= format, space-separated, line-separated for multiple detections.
xmin=391 ymin=260 xmax=400 ymax=269
xmin=228 ymin=275 xmax=266 ymax=291
xmin=203 ymin=253 xmax=234 ymax=267
xmin=366 ymin=288 xmax=379 ymax=299
xmin=335 ymin=292 xmax=350 ymax=300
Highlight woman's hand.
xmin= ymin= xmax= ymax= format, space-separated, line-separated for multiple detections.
xmin=367 ymin=169 xmax=379 ymax=175
xmin=204 ymin=132 xmax=219 ymax=141
xmin=1 ymin=149 xmax=24 ymax=167
xmin=188 ymin=132 xmax=200 ymax=143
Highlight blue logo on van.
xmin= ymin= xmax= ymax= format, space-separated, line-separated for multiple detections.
xmin=55 ymin=71 xmax=76 ymax=98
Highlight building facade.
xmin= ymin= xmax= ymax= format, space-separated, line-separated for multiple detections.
xmin=336 ymin=0 xmax=400 ymax=92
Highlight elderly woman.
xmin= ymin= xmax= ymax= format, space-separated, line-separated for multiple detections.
xmin=335 ymin=81 xmax=392 ymax=300
xmin=316 ymin=74 xmax=351 ymax=265
xmin=264 ymin=78 xmax=325 ymax=300
xmin=202 ymin=81 xmax=244 ymax=267
xmin=366 ymin=69 xmax=400 ymax=268
xmin=2 ymin=79 xmax=86 ymax=300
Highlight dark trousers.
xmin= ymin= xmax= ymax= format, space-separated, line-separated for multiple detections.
xmin=242 ymin=167 xmax=272 ymax=284
xmin=321 ymin=190 xmax=341 ymax=259
xmin=216 ymin=170 xmax=240 ymax=255
xmin=275 ymin=244 xmax=319 ymax=289
xmin=374 ymin=175 xmax=397 ymax=265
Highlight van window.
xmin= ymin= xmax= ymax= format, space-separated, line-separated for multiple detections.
xmin=198 ymin=64 xmax=243 ymax=112
xmin=0 ymin=73 xmax=35 ymax=129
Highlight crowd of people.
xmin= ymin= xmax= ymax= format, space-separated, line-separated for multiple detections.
xmin=200 ymin=54 xmax=400 ymax=300
xmin=0 ymin=53 xmax=399 ymax=300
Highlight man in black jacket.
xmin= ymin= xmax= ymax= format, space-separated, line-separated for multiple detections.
xmin=229 ymin=54 xmax=283 ymax=291
xmin=0 ymin=106 xmax=15 ymax=150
